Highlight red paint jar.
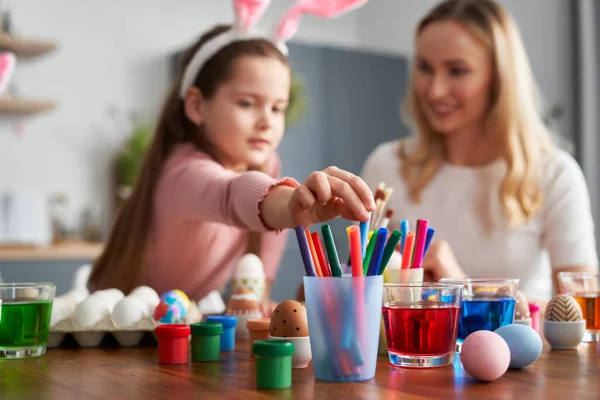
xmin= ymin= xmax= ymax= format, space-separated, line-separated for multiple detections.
xmin=155 ymin=324 xmax=191 ymax=364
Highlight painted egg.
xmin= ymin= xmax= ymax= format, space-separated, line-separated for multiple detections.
xmin=160 ymin=290 xmax=190 ymax=310
xmin=154 ymin=294 xmax=187 ymax=323
xmin=545 ymin=294 xmax=583 ymax=321
xmin=270 ymin=300 xmax=309 ymax=337
xmin=495 ymin=324 xmax=542 ymax=368
xmin=460 ymin=331 xmax=510 ymax=381
xmin=514 ymin=291 xmax=531 ymax=320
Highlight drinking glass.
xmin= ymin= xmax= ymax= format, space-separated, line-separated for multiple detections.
xmin=558 ymin=271 xmax=600 ymax=342
xmin=0 ymin=282 xmax=56 ymax=359
xmin=382 ymin=282 xmax=463 ymax=368
xmin=439 ymin=277 xmax=518 ymax=351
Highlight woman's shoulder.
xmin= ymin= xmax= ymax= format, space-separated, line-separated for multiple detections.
xmin=541 ymin=147 xmax=585 ymax=183
xmin=539 ymin=147 xmax=589 ymax=197
xmin=362 ymin=138 xmax=409 ymax=171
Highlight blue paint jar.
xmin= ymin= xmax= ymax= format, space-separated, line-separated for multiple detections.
xmin=205 ymin=315 xmax=238 ymax=351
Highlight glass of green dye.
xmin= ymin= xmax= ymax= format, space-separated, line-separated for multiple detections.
xmin=0 ymin=282 xmax=56 ymax=359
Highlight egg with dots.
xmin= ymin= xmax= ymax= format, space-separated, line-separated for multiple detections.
xmin=514 ymin=291 xmax=530 ymax=320
xmin=226 ymin=288 xmax=263 ymax=339
xmin=460 ymin=331 xmax=510 ymax=382
xmin=269 ymin=300 xmax=312 ymax=369
xmin=270 ymin=300 xmax=309 ymax=337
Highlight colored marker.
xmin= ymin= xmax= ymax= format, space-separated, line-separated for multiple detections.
xmin=410 ymin=220 xmax=428 ymax=269
xmin=400 ymin=220 xmax=409 ymax=253
xmin=378 ymin=229 xmax=402 ymax=275
xmin=294 ymin=226 xmax=315 ymax=276
xmin=367 ymin=228 xmax=388 ymax=276
xmin=321 ymin=224 xmax=342 ymax=277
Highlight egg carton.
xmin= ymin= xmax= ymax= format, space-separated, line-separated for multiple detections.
xmin=48 ymin=313 xmax=202 ymax=348
xmin=47 ymin=286 xmax=207 ymax=349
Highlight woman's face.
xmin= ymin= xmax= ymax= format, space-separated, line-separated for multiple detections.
xmin=414 ymin=20 xmax=493 ymax=136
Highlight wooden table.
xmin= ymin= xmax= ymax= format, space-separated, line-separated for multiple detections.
xmin=1 ymin=341 xmax=599 ymax=399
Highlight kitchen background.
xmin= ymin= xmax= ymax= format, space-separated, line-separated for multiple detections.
xmin=0 ymin=0 xmax=595 ymax=302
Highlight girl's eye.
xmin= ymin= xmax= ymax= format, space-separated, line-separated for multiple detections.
xmin=238 ymin=100 xmax=253 ymax=107
xmin=449 ymin=67 xmax=469 ymax=76
xmin=272 ymin=106 xmax=284 ymax=114
xmin=417 ymin=63 xmax=432 ymax=73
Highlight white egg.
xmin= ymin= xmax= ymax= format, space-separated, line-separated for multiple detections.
xmin=235 ymin=254 xmax=265 ymax=279
xmin=91 ymin=289 xmax=124 ymax=311
xmin=128 ymin=286 xmax=160 ymax=312
xmin=386 ymin=250 xmax=402 ymax=270
xmin=73 ymin=295 xmax=110 ymax=329
xmin=111 ymin=296 xmax=147 ymax=328
xmin=50 ymin=297 xmax=72 ymax=326
xmin=61 ymin=290 xmax=87 ymax=312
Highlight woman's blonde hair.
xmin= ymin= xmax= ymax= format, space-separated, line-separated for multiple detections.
xmin=400 ymin=0 xmax=554 ymax=227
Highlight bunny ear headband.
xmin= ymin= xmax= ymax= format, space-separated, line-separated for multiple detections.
xmin=179 ymin=0 xmax=368 ymax=99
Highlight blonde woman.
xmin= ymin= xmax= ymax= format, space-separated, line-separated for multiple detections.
xmin=361 ymin=0 xmax=598 ymax=299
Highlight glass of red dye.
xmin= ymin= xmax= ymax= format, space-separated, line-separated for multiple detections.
xmin=382 ymin=282 xmax=463 ymax=368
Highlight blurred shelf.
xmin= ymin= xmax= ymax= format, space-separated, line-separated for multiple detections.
xmin=0 ymin=34 xmax=57 ymax=58
xmin=0 ymin=241 xmax=104 ymax=261
xmin=0 ymin=97 xmax=57 ymax=114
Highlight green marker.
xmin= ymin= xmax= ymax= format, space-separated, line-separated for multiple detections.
xmin=321 ymin=224 xmax=343 ymax=277
xmin=378 ymin=229 xmax=402 ymax=275
xmin=362 ymin=229 xmax=378 ymax=276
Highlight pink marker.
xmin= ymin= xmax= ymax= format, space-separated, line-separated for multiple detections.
xmin=410 ymin=219 xmax=428 ymax=269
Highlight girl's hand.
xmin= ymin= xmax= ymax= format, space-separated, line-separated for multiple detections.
xmin=422 ymin=240 xmax=468 ymax=282
xmin=288 ymin=166 xmax=375 ymax=228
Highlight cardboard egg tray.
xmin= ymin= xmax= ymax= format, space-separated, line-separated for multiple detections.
xmin=48 ymin=306 xmax=203 ymax=349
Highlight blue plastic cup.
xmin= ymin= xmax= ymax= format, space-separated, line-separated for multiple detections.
xmin=303 ymin=275 xmax=383 ymax=382
xmin=205 ymin=315 xmax=238 ymax=352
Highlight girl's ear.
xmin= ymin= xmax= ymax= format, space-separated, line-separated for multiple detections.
xmin=183 ymin=86 xmax=206 ymax=126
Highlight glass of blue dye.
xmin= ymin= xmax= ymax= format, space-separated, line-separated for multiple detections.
xmin=439 ymin=278 xmax=518 ymax=352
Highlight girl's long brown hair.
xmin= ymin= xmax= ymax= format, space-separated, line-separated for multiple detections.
xmin=88 ymin=25 xmax=289 ymax=294
xmin=399 ymin=0 xmax=554 ymax=227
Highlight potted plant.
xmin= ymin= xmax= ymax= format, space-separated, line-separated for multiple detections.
xmin=115 ymin=120 xmax=153 ymax=201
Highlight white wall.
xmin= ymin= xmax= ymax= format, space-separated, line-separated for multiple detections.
xmin=0 ymin=0 xmax=361 ymax=228
xmin=0 ymin=0 xmax=574 ymax=230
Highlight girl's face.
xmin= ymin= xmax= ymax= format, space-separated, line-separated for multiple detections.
xmin=414 ymin=20 xmax=493 ymax=137
xmin=200 ymin=56 xmax=290 ymax=171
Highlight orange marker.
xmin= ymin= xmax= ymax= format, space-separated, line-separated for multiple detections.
xmin=401 ymin=232 xmax=415 ymax=270
xmin=305 ymin=230 xmax=323 ymax=277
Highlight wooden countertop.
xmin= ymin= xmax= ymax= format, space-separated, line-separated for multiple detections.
xmin=0 ymin=241 xmax=103 ymax=261
xmin=1 ymin=341 xmax=598 ymax=399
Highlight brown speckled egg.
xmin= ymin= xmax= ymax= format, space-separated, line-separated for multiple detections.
xmin=544 ymin=294 xmax=583 ymax=322
xmin=270 ymin=300 xmax=309 ymax=337
xmin=514 ymin=291 xmax=531 ymax=320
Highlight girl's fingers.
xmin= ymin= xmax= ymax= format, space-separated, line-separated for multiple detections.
xmin=326 ymin=175 xmax=370 ymax=221
xmin=304 ymin=171 xmax=332 ymax=205
xmin=323 ymin=166 xmax=376 ymax=210
xmin=294 ymin=185 xmax=316 ymax=208
xmin=332 ymin=198 xmax=364 ymax=221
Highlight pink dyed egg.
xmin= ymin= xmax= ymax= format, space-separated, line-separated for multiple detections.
xmin=461 ymin=331 xmax=510 ymax=381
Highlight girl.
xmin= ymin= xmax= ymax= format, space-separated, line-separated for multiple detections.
xmin=361 ymin=0 xmax=598 ymax=299
xmin=88 ymin=8 xmax=374 ymax=312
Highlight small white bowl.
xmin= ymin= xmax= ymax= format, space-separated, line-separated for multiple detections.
xmin=269 ymin=335 xmax=312 ymax=369
xmin=544 ymin=320 xmax=586 ymax=349
xmin=514 ymin=318 xmax=532 ymax=328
